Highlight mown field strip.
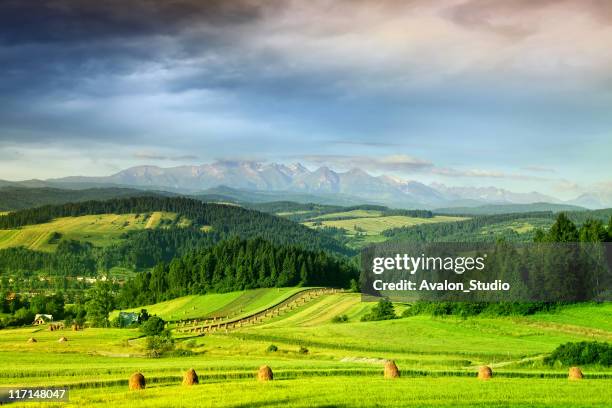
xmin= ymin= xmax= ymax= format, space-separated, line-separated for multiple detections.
xmin=7 ymin=367 xmax=612 ymax=391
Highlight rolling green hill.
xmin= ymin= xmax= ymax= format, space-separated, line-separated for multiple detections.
xmin=0 ymin=196 xmax=350 ymax=255
xmin=303 ymin=211 xmax=466 ymax=248
xmin=0 ymin=212 xmax=178 ymax=251
xmin=112 ymin=288 xmax=304 ymax=322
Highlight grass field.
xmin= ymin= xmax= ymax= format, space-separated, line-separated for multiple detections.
xmin=0 ymin=212 xmax=177 ymax=251
xmin=112 ymin=288 xmax=305 ymax=322
xmin=22 ymin=378 xmax=612 ymax=408
xmin=304 ymin=215 xmax=465 ymax=236
xmin=303 ymin=214 xmax=467 ymax=248
xmin=2 ymin=290 xmax=611 ymax=407
xmin=311 ymin=209 xmax=384 ymax=220
xmin=479 ymin=218 xmax=553 ymax=237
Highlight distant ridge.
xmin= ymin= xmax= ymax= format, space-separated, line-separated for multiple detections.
xmin=4 ymin=160 xmax=611 ymax=209
xmin=0 ymin=186 xmax=169 ymax=211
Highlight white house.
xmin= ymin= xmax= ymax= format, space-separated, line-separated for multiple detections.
xmin=33 ymin=314 xmax=53 ymax=325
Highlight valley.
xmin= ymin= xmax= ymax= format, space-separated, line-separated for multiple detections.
xmin=0 ymin=194 xmax=610 ymax=408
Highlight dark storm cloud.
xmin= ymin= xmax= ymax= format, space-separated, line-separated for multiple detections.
xmin=1 ymin=0 xmax=611 ymax=188
xmin=0 ymin=0 xmax=273 ymax=45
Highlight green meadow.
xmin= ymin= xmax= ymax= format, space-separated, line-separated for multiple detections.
xmin=302 ymin=213 xmax=467 ymax=248
xmin=111 ymin=288 xmax=304 ymax=322
xmin=2 ymin=290 xmax=611 ymax=407
xmin=0 ymin=212 xmax=177 ymax=251
xmin=304 ymin=215 xmax=466 ymax=236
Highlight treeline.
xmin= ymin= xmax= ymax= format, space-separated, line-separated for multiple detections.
xmin=383 ymin=209 xmax=612 ymax=243
xmin=401 ymin=213 xmax=612 ymax=311
xmin=0 ymin=196 xmax=350 ymax=255
xmin=98 ymin=229 xmax=220 ymax=270
xmin=118 ymin=237 xmax=358 ymax=307
xmin=0 ymin=229 xmax=220 ymax=282
xmin=341 ymin=205 xmax=432 ymax=218
xmin=249 ymin=201 xmax=433 ymax=222
xmin=0 ymin=241 xmax=96 ymax=277
xmin=382 ymin=211 xmax=555 ymax=242
xmin=0 ymin=186 xmax=161 ymax=211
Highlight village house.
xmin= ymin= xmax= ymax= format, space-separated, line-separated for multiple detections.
xmin=33 ymin=314 xmax=54 ymax=325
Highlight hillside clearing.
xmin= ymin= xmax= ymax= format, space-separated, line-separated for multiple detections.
xmin=0 ymin=212 xmax=178 ymax=251
xmin=304 ymin=215 xmax=466 ymax=236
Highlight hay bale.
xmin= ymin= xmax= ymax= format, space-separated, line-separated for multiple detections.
xmin=58 ymin=336 xmax=68 ymax=343
xmin=72 ymin=324 xmax=80 ymax=331
xmin=384 ymin=360 xmax=400 ymax=379
xmin=27 ymin=338 xmax=37 ymax=343
xmin=477 ymin=366 xmax=493 ymax=380
xmin=569 ymin=367 xmax=583 ymax=380
xmin=257 ymin=365 xmax=273 ymax=381
xmin=48 ymin=325 xmax=55 ymax=331
xmin=182 ymin=368 xmax=199 ymax=386
xmin=129 ymin=372 xmax=146 ymax=390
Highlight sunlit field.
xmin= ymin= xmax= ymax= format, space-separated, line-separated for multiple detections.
xmin=2 ymin=291 xmax=611 ymax=407
xmin=0 ymin=212 xmax=178 ymax=251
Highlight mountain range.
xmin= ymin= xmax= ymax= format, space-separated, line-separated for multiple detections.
xmin=2 ymin=161 xmax=610 ymax=209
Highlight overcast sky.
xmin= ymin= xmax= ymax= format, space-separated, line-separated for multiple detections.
xmin=1 ymin=0 xmax=611 ymax=198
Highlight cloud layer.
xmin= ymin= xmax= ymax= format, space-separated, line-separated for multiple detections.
xmin=0 ymin=0 xmax=611 ymax=197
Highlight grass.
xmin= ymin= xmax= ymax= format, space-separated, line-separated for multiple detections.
xmin=311 ymin=209 xmax=384 ymax=220
xmin=0 ymin=212 xmax=177 ymax=251
xmin=303 ymin=214 xmax=466 ymax=248
xmin=23 ymin=377 xmax=612 ymax=408
xmin=111 ymin=288 xmax=305 ymax=322
xmin=1 ymin=290 xmax=611 ymax=407
xmin=304 ymin=215 xmax=466 ymax=236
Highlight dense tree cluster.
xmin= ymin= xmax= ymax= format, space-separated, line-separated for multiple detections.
xmin=0 ymin=240 xmax=96 ymax=277
xmin=545 ymin=341 xmax=612 ymax=367
xmin=118 ymin=237 xmax=358 ymax=307
xmin=401 ymin=213 xmax=612 ymax=308
xmin=0 ymin=292 xmax=66 ymax=327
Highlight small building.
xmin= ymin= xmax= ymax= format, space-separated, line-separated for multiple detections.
xmin=33 ymin=314 xmax=54 ymax=325
xmin=117 ymin=312 xmax=139 ymax=327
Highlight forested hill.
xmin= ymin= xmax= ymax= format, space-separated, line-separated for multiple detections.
xmin=0 ymin=196 xmax=350 ymax=255
xmin=119 ymin=237 xmax=357 ymax=306
xmin=0 ymin=186 xmax=167 ymax=211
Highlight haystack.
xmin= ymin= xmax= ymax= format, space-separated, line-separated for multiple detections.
xmin=183 ymin=368 xmax=199 ymax=386
xmin=257 ymin=365 xmax=273 ymax=381
xmin=72 ymin=324 xmax=80 ymax=331
xmin=58 ymin=336 xmax=68 ymax=343
xmin=477 ymin=366 xmax=492 ymax=380
xmin=48 ymin=325 xmax=55 ymax=331
xmin=384 ymin=360 xmax=400 ymax=379
xmin=129 ymin=372 xmax=146 ymax=390
xmin=27 ymin=338 xmax=37 ymax=343
xmin=568 ymin=367 xmax=583 ymax=380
